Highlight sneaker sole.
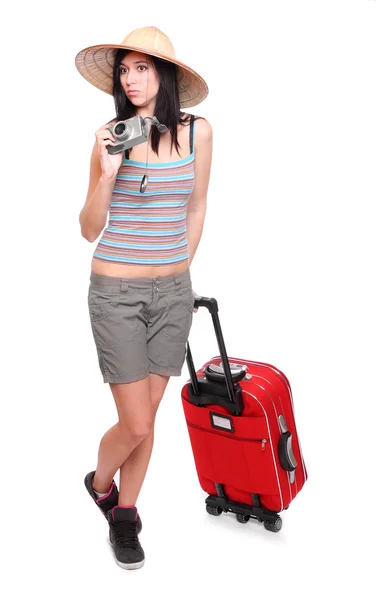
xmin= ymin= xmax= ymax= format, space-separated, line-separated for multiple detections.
xmin=109 ymin=538 xmax=145 ymax=570
xmin=115 ymin=558 xmax=145 ymax=570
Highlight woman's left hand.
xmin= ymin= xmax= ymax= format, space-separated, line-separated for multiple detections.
xmin=192 ymin=290 xmax=200 ymax=313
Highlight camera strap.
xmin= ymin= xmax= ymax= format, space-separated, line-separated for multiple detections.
xmin=140 ymin=124 xmax=151 ymax=193
xmin=140 ymin=113 xmax=194 ymax=194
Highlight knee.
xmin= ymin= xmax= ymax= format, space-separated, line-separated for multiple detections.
xmin=119 ymin=418 xmax=153 ymax=445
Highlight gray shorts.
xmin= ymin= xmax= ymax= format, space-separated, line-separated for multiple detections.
xmin=87 ymin=269 xmax=195 ymax=384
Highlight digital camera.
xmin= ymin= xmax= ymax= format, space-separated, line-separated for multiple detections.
xmin=107 ymin=116 xmax=149 ymax=154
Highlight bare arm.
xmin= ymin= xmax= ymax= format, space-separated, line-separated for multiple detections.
xmin=79 ymin=122 xmax=123 ymax=242
xmin=186 ymin=117 xmax=213 ymax=266
xmin=79 ymin=144 xmax=116 ymax=242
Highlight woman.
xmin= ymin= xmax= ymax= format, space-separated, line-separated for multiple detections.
xmin=75 ymin=26 xmax=212 ymax=570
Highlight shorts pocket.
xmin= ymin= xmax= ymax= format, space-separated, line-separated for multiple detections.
xmin=168 ymin=340 xmax=187 ymax=371
xmin=88 ymin=285 xmax=139 ymax=347
xmin=165 ymin=291 xmax=194 ymax=342
xmin=89 ymin=304 xmax=112 ymax=322
xmin=183 ymin=290 xmax=195 ymax=312
xmin=89 ymin=307 xmax=139 ymax=347
xmin=88 ymin=284 xmax=119 ymax=306
xmin=88 ymin=284 xmax=118 ymax=321
xmin=176 ymin=284 xmax=195 ymax=312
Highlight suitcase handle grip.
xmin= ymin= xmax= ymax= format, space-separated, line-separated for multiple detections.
xmin=193 ymin=295 xmax=218 ymax=314
xmin=186 ymin=296 xmax=242 ymax=413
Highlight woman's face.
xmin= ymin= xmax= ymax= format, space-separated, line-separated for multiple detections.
xmin=119 ymin=51 xmax=159 ymax=110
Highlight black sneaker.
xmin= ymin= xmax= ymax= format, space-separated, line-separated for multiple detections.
xmin=108 ymin=506 xmax=145 ymax=570
xmin=84 ymin=471 xmax=142 ymax=533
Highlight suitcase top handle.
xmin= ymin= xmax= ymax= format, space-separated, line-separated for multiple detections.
xmin=204 ymin=362 xmax=249 ymax=384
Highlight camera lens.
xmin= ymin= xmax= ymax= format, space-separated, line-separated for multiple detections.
xmin=114 ymin=121 xmax=130 ymax=139
xmin=114 ymin=123 xmax=125 ymax=135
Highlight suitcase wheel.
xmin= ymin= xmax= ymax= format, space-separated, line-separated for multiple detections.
xmin=206 ymin=504 xmax=222 ymax=516
xmin=264 ymin=516 xmax=283 ymax=533
xmin=236 ymin=513 xmax=250 ymax=524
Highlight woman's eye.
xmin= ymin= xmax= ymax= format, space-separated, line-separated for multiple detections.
xmin=138 ymin=65 xmax=147 ymax=71
xmin=120 ymin=67 xmax=127 ymax=74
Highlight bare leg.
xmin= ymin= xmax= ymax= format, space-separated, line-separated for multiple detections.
xmin=92 ymin=376 xmax=153 ymax=493
xmin=117 ymin=427 xmax=155 ymax=505
xmin=118 ymin=373 xmax=170 ymax=505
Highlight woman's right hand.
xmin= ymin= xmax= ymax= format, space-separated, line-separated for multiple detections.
xmin=95 ymin=123 xmax=124 ymax=180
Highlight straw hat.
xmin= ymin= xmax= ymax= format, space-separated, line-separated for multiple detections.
xmin=75 ymin=26 xmax=208 ymax=108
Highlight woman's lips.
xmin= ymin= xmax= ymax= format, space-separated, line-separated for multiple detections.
xmin=127 ymin=90 xmax=140 ymax=95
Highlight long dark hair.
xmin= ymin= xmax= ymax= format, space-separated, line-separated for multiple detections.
xmin=111 ymin=49 xmax=192 ymax=157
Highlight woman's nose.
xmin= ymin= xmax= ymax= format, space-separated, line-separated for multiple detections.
xmin=126 ymin=70 xmax=137 ymax=85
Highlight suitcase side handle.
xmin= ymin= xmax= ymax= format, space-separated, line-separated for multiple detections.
xmin=186 ymin=296 xmax=244 ymax=415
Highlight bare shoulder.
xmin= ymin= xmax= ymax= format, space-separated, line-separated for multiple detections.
xmin=193 ymin=116 xmax=213 ymax=144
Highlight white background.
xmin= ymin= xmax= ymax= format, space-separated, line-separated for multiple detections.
xmin=1 ymin=0 xmax=375 ymax=597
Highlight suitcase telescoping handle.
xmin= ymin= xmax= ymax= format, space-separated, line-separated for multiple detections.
xmin=185 ymin=295 xmax=241 ymax=412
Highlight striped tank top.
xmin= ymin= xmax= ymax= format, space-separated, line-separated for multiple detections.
xmin=93 ymin=116 xmax=195 ymax=266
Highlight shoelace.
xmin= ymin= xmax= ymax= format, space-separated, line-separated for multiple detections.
xmin=111 ymin=520 xmax=139 ymax=546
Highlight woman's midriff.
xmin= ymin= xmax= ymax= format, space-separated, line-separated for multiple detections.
xmin=91 ymin=257 xmax=190 ymax=278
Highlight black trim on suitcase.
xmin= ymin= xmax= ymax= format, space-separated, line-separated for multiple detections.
xmin=278 ymin=431 xmax=298 ymax=471
xmin=215 ymin=483 xmax=226 ymax=498
xmin=251 ymin=493 xmax=260 ymax=508
xmin=210 ymin=411 xmax=234 ymax=433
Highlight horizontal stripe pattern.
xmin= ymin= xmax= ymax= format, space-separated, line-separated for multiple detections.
xmin=93 ymin=154 xmax=194 ymax=266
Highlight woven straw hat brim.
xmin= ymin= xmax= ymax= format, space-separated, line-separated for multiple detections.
xmin=75 ymin=43 xmax=208 ymax=108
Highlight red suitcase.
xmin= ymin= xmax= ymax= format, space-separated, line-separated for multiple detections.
xmin=181 ymin=295 xmax=307 ymax=532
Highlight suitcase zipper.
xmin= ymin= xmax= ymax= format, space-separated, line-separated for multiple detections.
xmin=186 ymin=421 xmax=268 ymax=450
